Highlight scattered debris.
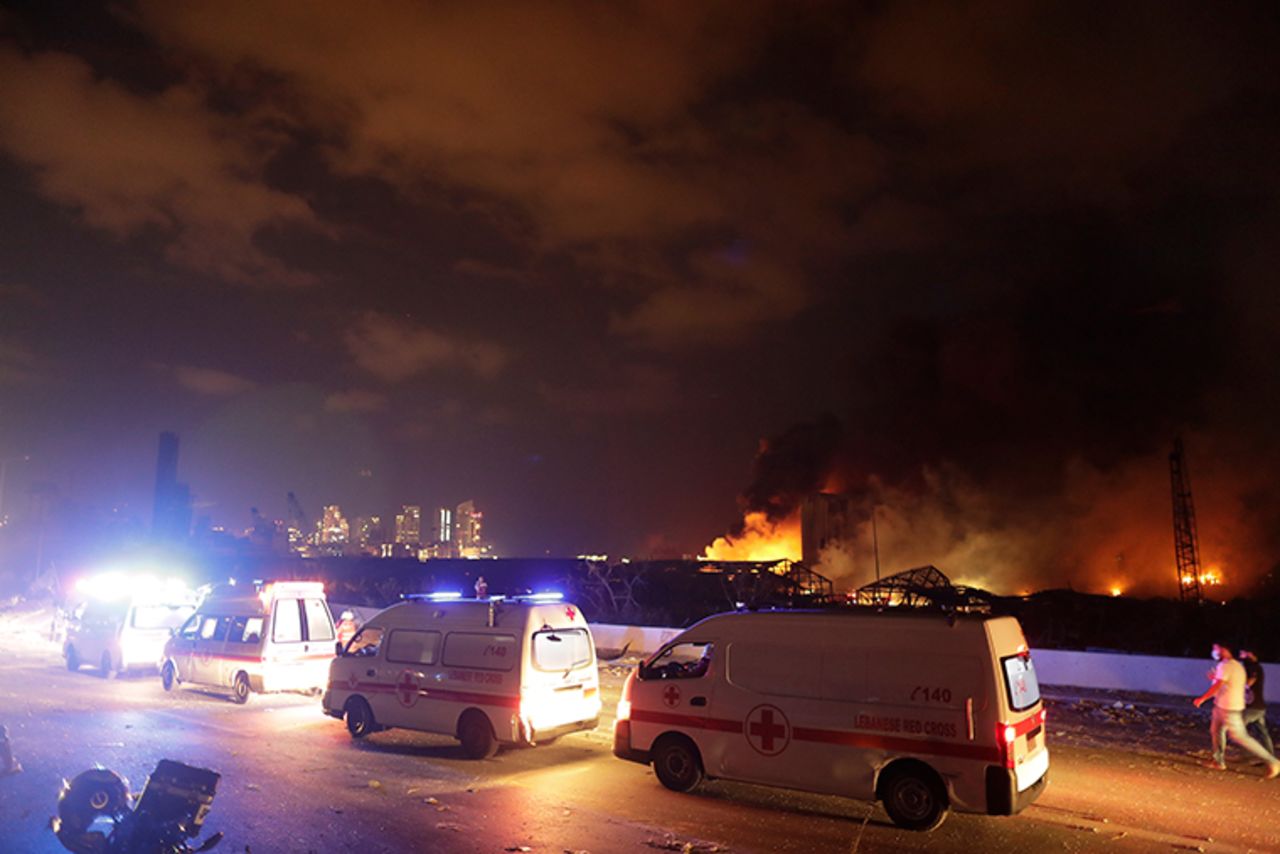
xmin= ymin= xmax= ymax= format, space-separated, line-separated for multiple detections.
xmin=424 ymin=796 xmax=439 ymax=805
xmin=504 ymin=846 xmax=532 ymax=852
xmin=435 ymin=822 xmax=463 ymax=832
xmin=643 ymin=834 xmax=727 ymax=852
xmin=367 ymin=780 xmax=383 ymax=790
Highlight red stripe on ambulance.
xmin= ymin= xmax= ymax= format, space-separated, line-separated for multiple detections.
xmin=632 ymin=708 xmax=1002 ymax=763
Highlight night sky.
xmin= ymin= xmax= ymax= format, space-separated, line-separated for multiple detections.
xmin=2 ymin=2 xmax=1278 ymax=595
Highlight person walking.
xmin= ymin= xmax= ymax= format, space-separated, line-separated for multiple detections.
xmin=1239 ymin=648 xmax=1274 ymax=758
xmin=1193 ymin=643 xmax=1280 ymax=777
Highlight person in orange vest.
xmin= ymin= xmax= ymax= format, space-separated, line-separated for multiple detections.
xmin=336 ymin=611 xmax=358 ymax=649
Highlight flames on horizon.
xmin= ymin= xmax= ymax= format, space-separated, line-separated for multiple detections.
xmin=702 ymin=418 xmax=1267 ymax=599
xmin=701 ymin=510 xmax=802 ymax=563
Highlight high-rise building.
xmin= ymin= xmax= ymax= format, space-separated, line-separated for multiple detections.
xmin=395 ymin=505 xmax=422 ymax=546
xmin=320 ymin=504 xmax=349 ymax=545
xmin=436 ymin=507 xmax=453 ymax=546
xmin=151 ymin=431 xmax=193 ymax=541
xmin=356 ymin=515 xmax=384 ymax=552
xmin=454 ymin=500 xmax=487 ymax=558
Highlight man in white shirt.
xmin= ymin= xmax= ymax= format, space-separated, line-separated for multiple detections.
xmin=1193 ymin=643 xmax=1280 ymax=777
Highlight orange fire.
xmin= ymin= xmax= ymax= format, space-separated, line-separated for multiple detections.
xmin=702 ymin=511 xmax=802 ymax=562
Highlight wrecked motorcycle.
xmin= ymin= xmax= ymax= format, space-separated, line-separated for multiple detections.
xmin=53 ymin=759 xmax=222 ymax=853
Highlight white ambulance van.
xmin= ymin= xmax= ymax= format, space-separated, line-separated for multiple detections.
xmin=64 ymin=576 xmax=199 ymax=676
xmin=613 ymin=609 xmax=1048 ymax=831
xmin=161 ymin=581 xmax=336 ymax=703
xmin=323 ymin=593 xmax=601 ymax=758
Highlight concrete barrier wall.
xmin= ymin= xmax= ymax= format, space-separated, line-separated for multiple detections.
xmin=590 ymin=623 xmax=682 ymax=655
xmin=589 ymin=622 xmax=1279 ymax=697
xmin=1030 ymin=649 xmax=1279 ymax=697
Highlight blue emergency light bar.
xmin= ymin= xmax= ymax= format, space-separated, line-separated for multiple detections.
xmin=402 ymin=591 xmax=464 ymax=602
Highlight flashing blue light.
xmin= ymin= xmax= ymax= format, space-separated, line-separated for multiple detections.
xmin=525 ymin=591 xmax=564 ymax=603
xmin=428 ymin=591 xmax=463 ymax=601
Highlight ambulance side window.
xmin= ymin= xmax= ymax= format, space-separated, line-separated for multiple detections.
xmin=345 ymin=627 xmax=384 ymax=658
xmin=198 ymin=616 xmax=223 ymax=641
xmin=442 ymin=633 xmax=517 ymax=671
xmin=728 ymin=641 xmax=821 ymax=699
xmin=272 ymin=599 xmax=303 ymax=643
xmin=179 ymin=615 xmax=200 ymax=640
xmin=228 ymin=616 xmax=264 ymax=644
xmin=641 ymin=642 xmax=713 ymax=680
xmin=386 ymin=630 xmax=441 ymax=666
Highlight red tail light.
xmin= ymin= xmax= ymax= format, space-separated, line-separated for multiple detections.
xmin=997 ymin=723 xmax=1016 ymax=769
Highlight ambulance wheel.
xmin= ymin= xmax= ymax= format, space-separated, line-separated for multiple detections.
xmin=66 ymin=645 xmax=81 ymax=672
xmin=458 ymin=710 xmax=498 ymax=759
xmin=653 ymin=735 xmax=704 ymax=793
xmin=231 ymin=671 xmax=251 ymax=704
xmin=880 ymin=764 xmax=948 ymax=831
xmin=99 ymin=651 xmax=116 ymax=679
xmin=345 ymin=697 xmax=377 ymax=739
xmin=161 ymin=661 xmax=177 ymax=691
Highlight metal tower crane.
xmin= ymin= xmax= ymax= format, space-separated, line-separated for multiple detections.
xmin=1169 ymin=436 xmax=1203 ymax=603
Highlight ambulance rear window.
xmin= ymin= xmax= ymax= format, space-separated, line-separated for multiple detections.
xmin=532 ymin=628 xmax=592 ymax=671
xmin=1001 ymin=652 xmax=1041 ymax=712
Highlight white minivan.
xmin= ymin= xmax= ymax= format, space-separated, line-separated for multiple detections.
xmin=64 ymin=582 xmax=198 ymax=676
xmin=324 ymin=594 xmax=601 ymax=758
xmin=614 ymin=609 xmax=1048 ymax=831
xmin=161 ymin=581 xmax=336 ymax=703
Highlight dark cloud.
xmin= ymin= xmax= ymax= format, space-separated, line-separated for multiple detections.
xmin=0 ymin=2 xmax=1277 ymax=582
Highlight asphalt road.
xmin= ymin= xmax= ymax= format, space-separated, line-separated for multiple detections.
xmin=1 ymin=634 xmax=1279 ymax=853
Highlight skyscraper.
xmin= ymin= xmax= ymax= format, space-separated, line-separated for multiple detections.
xmin=454 ymin=500 xmax=487 ymax=558
xmin=395 ymin=505 xmax=422 ymax=546
xmin=151 ymin=431 xmax=192 ymax=541
xmin=320 ymin=504 xmax=349 ymax=546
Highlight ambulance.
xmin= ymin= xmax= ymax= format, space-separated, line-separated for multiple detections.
xmin=64 ymin=574 xmax=199 ymax=676
xmin=323 ymin=593 xmax=601 ymax=758
xmin=161 ymin=581 xmax=336 ymax=703
xmin=613 ymin=609 xmax=1048 ymax=831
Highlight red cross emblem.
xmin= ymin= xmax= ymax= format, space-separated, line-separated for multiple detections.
xmin=395 ymin=670 xmax=420 ymax=708
xmin=564 ymin=606 xmax=577 ymax=621
xmin=347 ymin=671 xmax=359 ymax=690
xmin=662 ymin=684 xmax=681 ymax=707
xmin=745 ymin=704 xmax=790 ymax=756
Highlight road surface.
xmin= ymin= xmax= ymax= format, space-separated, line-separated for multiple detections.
xmin=1 ymin=620 xmax=1278 ymax=852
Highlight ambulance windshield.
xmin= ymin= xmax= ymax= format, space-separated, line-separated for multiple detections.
xmin=1001 ymin=652 xmax=1041 ymax=712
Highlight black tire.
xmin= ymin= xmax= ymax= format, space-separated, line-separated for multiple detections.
xmin=65 ymin=645 xmax=80 ymax=672
xmin=161 ymin=660 xmax=177 ymax=692
xmin=881 ymin=766 xmax=948 ymax=831
xmin=652 ymin=735 xmax=704 ymax=793
xmin=99 ymin=651 xmax=116 ymax=679
xmin=458 ymin=711 xmax=499 ymax=759
xmin=231 ymin=671 xmax=251 ymax=704
xmin=345 ymin=697 xmax=376 ymax=739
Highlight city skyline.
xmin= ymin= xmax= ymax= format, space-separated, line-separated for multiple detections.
xmin=2 ymin=4 xmax=1279 ymax=595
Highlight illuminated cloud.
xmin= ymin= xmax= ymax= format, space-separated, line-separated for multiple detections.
xmin=0 ymin=49 xmax=320 ymax=287
xmin=0 ymin=337 xmax=44 ymax=385
xmin=324 ymin=389 xmax=387 ymax=413
xmin=165 ymin=364 xmax=257 ymax=396
xmin=344 ymin=312 xmax=507 ymax=383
